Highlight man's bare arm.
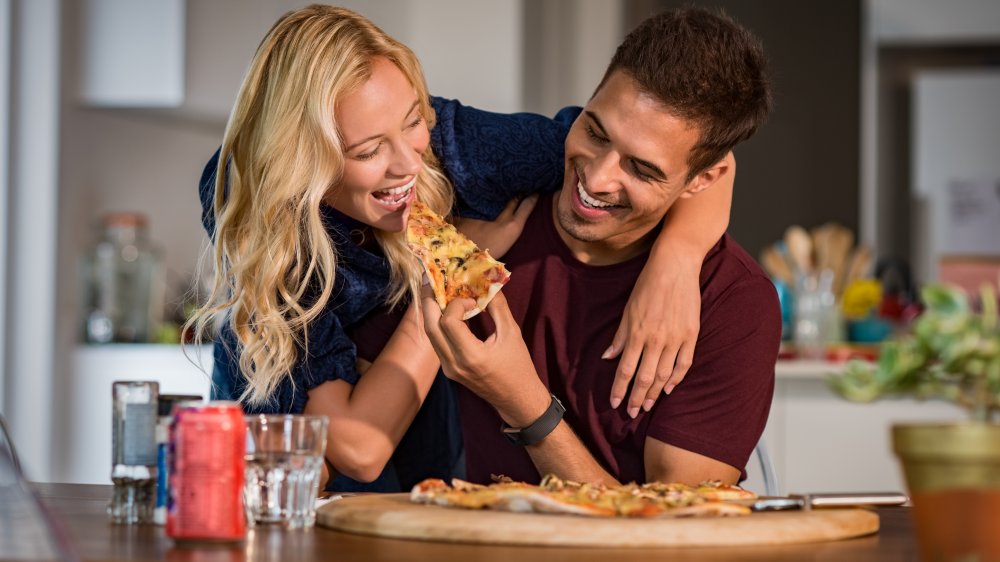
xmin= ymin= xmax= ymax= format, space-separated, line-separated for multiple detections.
xmin=643 ymin=437 xmax=740 ymax=485
xmin=522 ymin=421 xmax=620 ymax=486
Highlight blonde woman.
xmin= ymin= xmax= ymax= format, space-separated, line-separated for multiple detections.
xmin=190 ymin=5 xmax=734 ymax=491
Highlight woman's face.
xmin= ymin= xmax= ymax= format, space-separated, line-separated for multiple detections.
xmin=328 ymin=56 xmax=429 ymax=232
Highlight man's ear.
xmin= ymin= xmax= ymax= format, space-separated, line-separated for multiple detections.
xmin=678 ymin=153 xmax=734 ymax=199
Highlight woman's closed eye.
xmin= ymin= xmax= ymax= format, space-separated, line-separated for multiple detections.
xmin=356 ymin=142 xmax=382 ymax=161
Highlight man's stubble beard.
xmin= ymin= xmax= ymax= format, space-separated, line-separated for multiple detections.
xmin=554 ymin=202 xmax=606 ymax=243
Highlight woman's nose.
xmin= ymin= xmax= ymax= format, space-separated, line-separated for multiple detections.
xmin=388 ymin=141 xmax=422 ymax=178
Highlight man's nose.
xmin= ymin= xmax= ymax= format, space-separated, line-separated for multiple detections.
xmin=584 ymin=150 xmax=624 ymax=194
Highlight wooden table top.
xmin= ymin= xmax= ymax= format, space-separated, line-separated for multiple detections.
xmin=21 ymin=483 xmax=920 ymax=562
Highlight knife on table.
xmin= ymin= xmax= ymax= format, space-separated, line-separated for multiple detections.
xmin=748 ymin=492 xmax=908 ymax=512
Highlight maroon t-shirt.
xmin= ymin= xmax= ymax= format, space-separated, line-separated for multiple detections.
xmin=461 ymin=194 xmax=780 ymax=484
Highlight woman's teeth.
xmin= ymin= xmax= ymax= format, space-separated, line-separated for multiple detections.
xmin=373 ymin=178 xmax=416 ymax=204
xmin=578 ymin=181 xmax=614 ymax=209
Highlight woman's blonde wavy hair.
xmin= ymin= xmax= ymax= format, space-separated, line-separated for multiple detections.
xmin=186 ymin=4 xmax=454 ymax=406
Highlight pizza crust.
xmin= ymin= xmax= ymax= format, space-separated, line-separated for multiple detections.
xmin=465 ymin=280 xmax=505 ymax=320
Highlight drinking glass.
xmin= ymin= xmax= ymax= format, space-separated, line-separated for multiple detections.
xmin=244 ymin=414 xmax=329 ymax=528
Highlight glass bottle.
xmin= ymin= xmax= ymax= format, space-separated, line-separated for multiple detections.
xmin=794 ymin=270 xmax=841 ymax=360
xmin=80 ymin=213 xmax=164 ymax=343
xmin=109 ymin=381 xmax=159 ymax=524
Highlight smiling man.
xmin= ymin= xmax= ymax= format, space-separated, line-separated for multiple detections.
xmin=422 ymin=7 xmax=779 ymax=487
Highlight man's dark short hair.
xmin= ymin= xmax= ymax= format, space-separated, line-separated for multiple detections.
xmin=598 ymin=7 xmax=772 ymax=182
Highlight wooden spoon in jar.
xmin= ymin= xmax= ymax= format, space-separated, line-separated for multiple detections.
xmin=784 ymin=225 xmax=813 ymax=276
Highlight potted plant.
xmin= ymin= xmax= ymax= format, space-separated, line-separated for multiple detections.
xmin=829 ymin=283 xmax=1000 ymax=561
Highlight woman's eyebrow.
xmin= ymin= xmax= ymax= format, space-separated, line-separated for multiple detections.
xmin=344 ymin=100 xmax=420 ymax=152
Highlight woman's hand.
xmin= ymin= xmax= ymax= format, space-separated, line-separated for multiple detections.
xmin=605 ymin=242 xmax=703 ymax=418
xmin=605 ymin=153 xmax=735 ymax=417
xmin=454 ymin=194 xmax=538 ymax=258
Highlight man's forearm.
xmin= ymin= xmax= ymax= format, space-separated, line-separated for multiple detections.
xmin=524 ymin=422 xmax=620 ymax=486
xmin=487 ymin=379 xmax=620 ymax=486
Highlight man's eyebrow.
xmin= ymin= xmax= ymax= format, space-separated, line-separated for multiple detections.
xmin=584 ymin=110 xmax=607 ymax=136
xmin=344 ymin=100 xmax=420 ymax=151
xmin=633 ymin=157 xmax=666 ymax=180
xmin=585 ymin=110 xmax=667 ymax=181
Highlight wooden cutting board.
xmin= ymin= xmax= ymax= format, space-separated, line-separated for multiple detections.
xmin=316 ymin=494 xmax=879 ymax=547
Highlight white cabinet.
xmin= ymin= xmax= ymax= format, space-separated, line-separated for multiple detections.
xmin=53 ymin=345 xmax=213 ymax=484
xmin=78 ymin=0 xmax=185 ymax=107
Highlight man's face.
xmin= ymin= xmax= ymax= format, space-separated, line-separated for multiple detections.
xmin=555 ymin=70 xmax=704 ymax=264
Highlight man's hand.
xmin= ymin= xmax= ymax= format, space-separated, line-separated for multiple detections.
xmin=420 ymin=287 xmax=549 ymax=427
xmin=604 ymin=241 xmax=702 ymax=418
xmin=454 ymin=194 xmax=538 ymax=259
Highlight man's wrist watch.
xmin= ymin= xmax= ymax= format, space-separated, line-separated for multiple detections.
xmin=501 ymin=394 xmax=565 ymax=446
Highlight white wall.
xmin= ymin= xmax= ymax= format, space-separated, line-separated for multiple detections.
xmin=860 ymin=0 xmax=1000 ymax=259
xmin=910 ymin=70 xmax=1000 ymax=283
xmin=523 ymin=0 xmax=622 ymax=116
xmin=871 ymin=0 xmax=1000 ymax=44
xmin=332 ymin=0 xmax=524 ymax=113
xmin=0 ymin=0 xmax=9 ymax=410
xmin=183 ymin=0 xmax=525 ymax=120
xmin=5 ymin=0 xmax=61 ymax=481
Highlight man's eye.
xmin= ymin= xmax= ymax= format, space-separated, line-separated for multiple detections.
xmin=632 ymin=162 xmax=654 ymax=181
xmin=585 ymin=125 xmax=609 ymax=144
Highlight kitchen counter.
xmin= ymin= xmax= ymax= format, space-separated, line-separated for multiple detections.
xmin=758 ymin=359 xmax=966 ymax=496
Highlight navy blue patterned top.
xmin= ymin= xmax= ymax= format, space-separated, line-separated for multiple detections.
xmin=198 ymin=97 xmax=580 ymax=417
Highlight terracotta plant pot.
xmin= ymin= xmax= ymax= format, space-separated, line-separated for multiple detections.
xmin=893 ymin=423 xmax=1000 ymax=562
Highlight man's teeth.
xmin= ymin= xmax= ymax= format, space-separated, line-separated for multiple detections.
xmin=577 ymin=181 xmax=614 ymax=209
xmin=373 ymin=178 xmax=416 ymax=203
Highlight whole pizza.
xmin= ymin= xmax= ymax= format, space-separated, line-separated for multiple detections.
xmin=411 ymin=474 xmax=757 ymax=518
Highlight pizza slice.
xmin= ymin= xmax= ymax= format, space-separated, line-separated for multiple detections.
xmin=406 ymin=201 xmax=510 ymax=319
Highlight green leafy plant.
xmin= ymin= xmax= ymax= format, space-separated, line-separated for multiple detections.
xmin=828 ymin=283 xmax=1000 ymax=422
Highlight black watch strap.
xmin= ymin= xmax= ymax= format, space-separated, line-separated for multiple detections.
xmin=501 ymin=395 xmax=565 ymax=446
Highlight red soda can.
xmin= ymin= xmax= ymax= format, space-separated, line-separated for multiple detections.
xmin=166 ymin=401 xmax=246 ymax=542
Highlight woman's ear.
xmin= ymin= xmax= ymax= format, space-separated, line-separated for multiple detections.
xmin=678 ymin=153 xmax=735 ymax=199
